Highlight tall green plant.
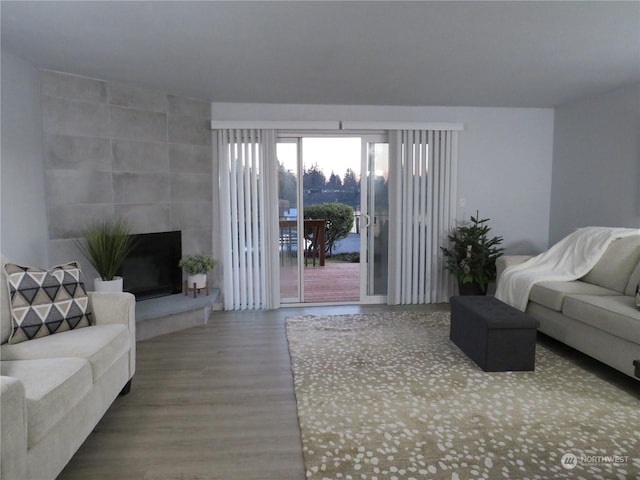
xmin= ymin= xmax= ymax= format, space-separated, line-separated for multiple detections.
xmin=75 ymin=220 xmax=135 ymax=281
xmin=440 ymin=212 xmax=504 ymax=293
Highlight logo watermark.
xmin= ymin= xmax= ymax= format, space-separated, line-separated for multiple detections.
xmin=561 ymin=452 xmax=629 ymax=470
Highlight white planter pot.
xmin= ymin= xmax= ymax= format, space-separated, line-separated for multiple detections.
xmin=94 ymin=276 xmax=123 ymax=293
xmin=187 ymin=273 xmax=207 ymax=289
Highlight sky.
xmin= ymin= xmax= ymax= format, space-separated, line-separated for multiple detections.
xmin=277 ymin=137 xmax=362 ymax=181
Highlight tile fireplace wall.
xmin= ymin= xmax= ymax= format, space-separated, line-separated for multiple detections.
xmin=41 ymin=70 xmax=216 ymax=288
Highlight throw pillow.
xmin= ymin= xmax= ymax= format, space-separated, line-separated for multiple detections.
xmin=5 ymin=262 xmax=93 ymax=344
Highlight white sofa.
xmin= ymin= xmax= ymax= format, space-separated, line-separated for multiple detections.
xmin=496 ymin=235 xmax=640 ymax=380
xmin=0 ymin=257 xmax=136 ymax=480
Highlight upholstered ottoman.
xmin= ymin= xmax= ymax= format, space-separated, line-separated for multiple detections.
xmin=450 ymin=296 xmax=539 ymax=372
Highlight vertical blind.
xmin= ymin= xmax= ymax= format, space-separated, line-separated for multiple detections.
xmin=388 ymin=130 xmax=458 ymax=304
xmin=217 ymin=129 xmax=280 ymax=310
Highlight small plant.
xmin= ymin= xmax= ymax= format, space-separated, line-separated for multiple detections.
xmin=441 ymin=211 xmax=504 ymax=294
xmin=75 ymin=219 xmax=136 ymax=281
xmin=179 ymin=253 xmax=216 ymax=275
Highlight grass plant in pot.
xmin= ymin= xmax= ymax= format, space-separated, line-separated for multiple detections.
xmin=441 ymin=212 xmax=504 ymax=295
xmin=75 ymin=219 xmax=136 ymax=292
xmin=179 ymin=253 xmax=216 ymax=290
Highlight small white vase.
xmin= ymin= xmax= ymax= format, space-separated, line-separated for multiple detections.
xmin=94 ymin=276 xmax=123 ymax=293
xmin=187 ymin=273 xmax=207 ymax=289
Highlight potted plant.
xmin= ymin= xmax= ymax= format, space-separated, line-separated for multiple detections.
xmin=179 ymin=253 xmax=216 ymax=289
xmin=75 ymin=219 xmax=136 ymax=292
xmin=441 ymin=211 xmax=504 ymax=295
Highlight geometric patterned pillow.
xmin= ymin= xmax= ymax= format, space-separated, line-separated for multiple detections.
xmin=4 ymin=261 xmax=93 ymax=344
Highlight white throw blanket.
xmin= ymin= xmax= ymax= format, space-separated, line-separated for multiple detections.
xmin=495 ymin=226 xmax=640 ymax=311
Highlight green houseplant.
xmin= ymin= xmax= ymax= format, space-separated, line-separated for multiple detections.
xmin=75 ymin=219 xmax=136 ymax=291
xmin=440 ymin=212 xmax=504 ymax=295
xmin=179 ymin=253 xmax=216 ymax=289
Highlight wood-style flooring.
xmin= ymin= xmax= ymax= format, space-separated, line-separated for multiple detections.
xmin=56 ymin=303 xmax=638 ymax=479
xmin=57 ymin=304 xmax=444 ymax=480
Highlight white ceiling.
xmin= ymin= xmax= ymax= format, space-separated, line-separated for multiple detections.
xmin=2 ymin=1 xmax=639 ymax=108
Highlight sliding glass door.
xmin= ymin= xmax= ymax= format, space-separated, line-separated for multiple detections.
xmin=360 ymin=139 xmax=389 ymax=302
xmin=277 ymin=134 xmax=388 ymax=304
xmin=277 ymin=139 xmax=301 ymax=303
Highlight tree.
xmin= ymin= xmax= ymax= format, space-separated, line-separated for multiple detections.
xmin=343 ymin=168 xmax=359 ymax=190
xmin=303 ymin=203 xmax=354 ymax=255
xmin=303 ymin=163 xmax=326 ymax=191
xmin=278 ymin=162 xmax=297 ymax=208
xmin=327 ymin=171 xmax=342 ymax=189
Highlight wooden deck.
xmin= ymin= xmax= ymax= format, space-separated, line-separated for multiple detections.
xmin=280 ymin=262 xmax=360 ymax=303
xmin=304 ymin=262 xmax=360 ymax=303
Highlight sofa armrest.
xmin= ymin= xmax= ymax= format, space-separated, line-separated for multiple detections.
xmin=88 ymin=292 xmax=136 ymax=377
xmin=1 ymin=375 xmax=27 ymax=480
xmin=89 ymin=292 xmax=135 ymax=327
xmin=496 ymin=255 xmax=534 ymax=283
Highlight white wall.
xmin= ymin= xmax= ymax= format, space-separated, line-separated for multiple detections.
xmin=549 ymin=83 xmax=640 ymax=244
xmin=212 ymin=102 xmax=555 ymax=254
xmin=1 ymin=48 xmax=49 ymax=265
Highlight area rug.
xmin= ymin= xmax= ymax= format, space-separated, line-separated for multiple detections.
xmin=286 ymin=311 xmax=639 ymax=480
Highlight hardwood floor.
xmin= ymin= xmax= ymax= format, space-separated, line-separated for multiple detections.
xmin=57 ymin=304 xmax=446 ymax=480
xmin=57 ymin=303 xmax=638 ymax=479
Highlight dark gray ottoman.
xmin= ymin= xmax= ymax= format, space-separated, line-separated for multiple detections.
xmin=450 ymin=296 xmax=539 ymax=372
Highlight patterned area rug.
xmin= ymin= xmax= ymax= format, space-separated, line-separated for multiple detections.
xmin=286 ymin=311 xmax=639 ymax=480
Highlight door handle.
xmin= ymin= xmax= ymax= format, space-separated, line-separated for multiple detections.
xmin=360 ymin=213 xmax=371 ymax=228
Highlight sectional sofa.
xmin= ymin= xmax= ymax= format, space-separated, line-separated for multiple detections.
xmin=496 ymin=235 xmax=640 ymax=380
xmin=0 ymin=256 xmax=136 ymax=480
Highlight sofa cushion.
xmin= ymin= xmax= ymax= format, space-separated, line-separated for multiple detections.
xmin=1 ymin=255 xmax=13 ymax=344
xmin=5 ymin=262 xmax=93 ymax=344
xmin=0 ymin=358 xmax=92 ymax=448
xmin=580 ymin=236 xmax=640 ymax=294
xmin=1 ymin=324 xmax=129 ymax=382
xmin=562 ymin=295 xmax=640 ymax=343
xmin=529 ymin=280 xmax=620 ymax=312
